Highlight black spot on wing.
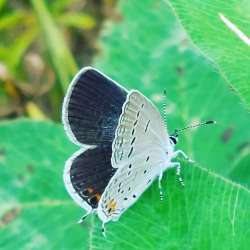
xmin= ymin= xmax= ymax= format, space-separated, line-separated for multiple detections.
xmin=132 ymin=129 xmax=135 ymax=136
xmin=128 ymin=147 xmax=133 ymax=158
xmin=65 ymin=68 xmax=127 ymax=146
xmin=88 ymin=195 xmax=99 ymax=207
xmin=131 ymin=137 xmax=136 ymax=145
xmin=80 ymin=189 xmax=91 ymax=197
xmin=145 ymin=120 xmax=150 ymax=132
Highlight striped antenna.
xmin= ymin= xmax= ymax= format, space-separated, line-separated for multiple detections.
xmin=174 ymin=120 xmax=216 ymax=136
xmin=162 ymin=90 xmax=167 ymax=124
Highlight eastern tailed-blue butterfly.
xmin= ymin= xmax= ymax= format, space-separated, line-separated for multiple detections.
xmin=62 ymin=67 xmax=215 ymax=235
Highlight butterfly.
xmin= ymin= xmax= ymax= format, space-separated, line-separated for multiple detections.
xmin=62 ymin=67 xmax=215 ymax=233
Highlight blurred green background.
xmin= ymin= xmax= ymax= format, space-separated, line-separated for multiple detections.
xmin=0 ymin=0 xmax=116 ymax=121
xmin=0 ymin=0 xmax=250 ymax=249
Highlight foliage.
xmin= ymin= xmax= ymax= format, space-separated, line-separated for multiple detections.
xmin=0 ymin=118 xmax=250 ymax=249
xmin=0 ymin=0 xmax=250 ymax=249
xmin=95 ymin=0 xmax=250 ymax=187
xmin=168 ymin=0 xmax=250 ymax=110
xmin=0 ymin=0 xmax=114 ymax=119
xmin=0 ymin=120 xmax=89 ymax=249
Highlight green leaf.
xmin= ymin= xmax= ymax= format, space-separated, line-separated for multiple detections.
xmin=31 ymin=0 xmax=78 ymax=93
xmin=92 ymin=0 xmax=250 ymax=245
xmin=1 ymin=120 xmax=250 ymax=249
xmin=167 ymin=0 xmax=250 ymax=110
xmin=58 ymin=13 xmax=96 ymax=30
xmin=0 ymin=11 xmax=26 ymax=30
xmin=0 ymin=120 xmax=89 ymax=249
xmin=8 ymin=28 xmax=37 ymax=71
xmin=93 ymin=164 xmax=250 ymax=250
xmin=94 ymin=0 xmax=250 ymax=187
xmin=0 ymin=0 xmax=6 ymax=11
xmin=50 ymin=0 xmax=81 ymax=14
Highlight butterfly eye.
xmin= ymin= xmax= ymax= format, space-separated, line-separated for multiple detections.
xmin=169 ymin=136 xmax=178 ymax=145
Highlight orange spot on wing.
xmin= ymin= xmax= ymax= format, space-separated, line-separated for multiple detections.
xmin=86 ymin=187 xmax=94 ymax=193
xmin=106 ymin=199 xmax=117 ymax=213
xmin=95 ymin=193 xmax=101 ymax=201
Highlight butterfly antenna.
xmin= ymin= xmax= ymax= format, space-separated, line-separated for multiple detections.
xmin=162 ymin=90 xmax=167 ymax=124
xmin=174 ymin=120 xmax=216 ymax=136
xmin=77 ymin=211 xmax=91 ymax=224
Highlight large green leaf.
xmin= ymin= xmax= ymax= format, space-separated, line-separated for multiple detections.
xmin=94 ymin=0 xmax=250 ymax=187
xmin=0 ymin=120 xmax=89 ymax=249
xmin=93 ymin=164 xmax=250 ymax=250
xmin=0 ymin=120 xmax=250 ymax=250
xmin=167 ymin=0 xmax=250 ymax=110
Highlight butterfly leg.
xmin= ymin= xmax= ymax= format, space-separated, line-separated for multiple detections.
xmin=173 ymin=150 xmax=194 ymax=163
xmin=168 ymin=162 xmax=184 ymax=186
xmin=77 ymin=210 xmax=92 ymax=224
xmin=158 ymin=171 xmax=164 ymax=201
xmin=102 ymin=222 xmax=107 ymax=238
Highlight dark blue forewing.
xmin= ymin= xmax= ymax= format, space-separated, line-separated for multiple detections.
xmin=65 ymin=146 xmax=116 ymax=209
xmin=63 ymin=67 xmax=128 ymax=146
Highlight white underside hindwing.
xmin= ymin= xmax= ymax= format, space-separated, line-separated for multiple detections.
xmin=98 ymin=90 xmax=173 ymax=222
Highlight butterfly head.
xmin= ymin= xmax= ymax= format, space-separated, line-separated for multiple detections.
xmin=169 ymin=120 xmax=216 ymax=146
xmin=169 ymin=134 xmax=178 ymax=145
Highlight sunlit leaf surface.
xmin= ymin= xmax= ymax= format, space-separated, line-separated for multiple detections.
xmin=168 ymin=0 xmax=250 ymax=109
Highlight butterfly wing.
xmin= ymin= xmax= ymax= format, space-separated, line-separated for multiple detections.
xmin=62 ymin=67 xmax=128 ymax=146
xmin=64 ymin=146 xmax=116 ymax=211
xmin=112 ymin=90 xmax=170 ymax=167
xmin=62 ymin=67 xmax=128 ymax=212
xmin=97 ymin=149 xmax=167 ymax=222
xmin=98 ymin=91 xmax=171 ymax=222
